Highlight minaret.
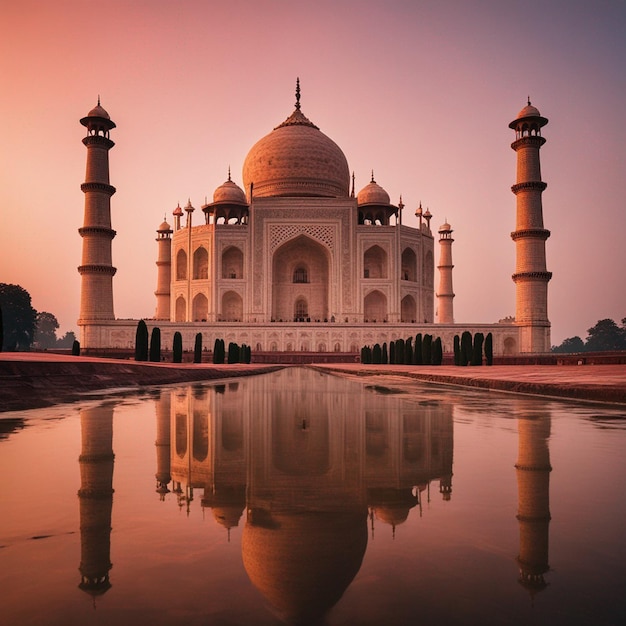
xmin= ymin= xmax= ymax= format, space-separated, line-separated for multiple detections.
xmin=436 ymin=221 xmax=454 ymax=324
xmin=509 ymin=100 xmax=552 ymax=353
xmin=154 ymin=217 xmax=173 ymax=320
xmin=77 ymin=405 xmax=115 ymax=599
xmin=78 ymin=100 xmax=117 ymax=345
xmin=515 ymin=403 xmax=551 ymax=595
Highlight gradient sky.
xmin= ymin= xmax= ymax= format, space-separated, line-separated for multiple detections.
xmin=1 ymin=0 xmax=624 ymax=345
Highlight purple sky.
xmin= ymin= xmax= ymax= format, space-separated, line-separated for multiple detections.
xmin=1 ymin=0 xmax=624 ymax=345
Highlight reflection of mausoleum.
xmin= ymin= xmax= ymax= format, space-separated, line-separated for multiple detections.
xmin=156 ymin=368 xmax=454 ymax=622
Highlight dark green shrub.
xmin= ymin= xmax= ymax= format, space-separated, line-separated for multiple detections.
xmin=71 ymin=339 xmax=80 ymax=356
xmin=228 ymin=342 xmax=239 ymax=364
xmin=173 ymin=332 xmax=183 ymax=363
xmin=193 ymin=333 xmax=202 ymax=363
xmin=414 ymin=334 xmax=423 ymax=364
xmin=389 ymin=341 xmax=395 ymax=364
xmin=213 ymin=338 xmax=225 ymax=364
xmin=372 ymin=343 xmax=382 ymax=364
xmin=404 ymin=337 xmax=413 ymax=365
xmin=382 ymin=342 xmax=388 ymax=364
xmin=432 ymin=337 xmax=443 ymax=365
xmin=461 ymin=331 xmax=472 ymax=366
xmin=485 ymin=332 xmax=493 ymax=365
xmin=422 ymin=334 xmax=432 ymax=365
xmin=135 ymin=320 xmax=149 ymax=361
xmin=472 ymin=332 xmax=484 ymax=366
xmin=395 ymin=338 xmax=405 ymax=364
xmin=453 ymin=335 xmax=461 ymax=366
xmin=149 ymin=327 xmax=161 ymax=362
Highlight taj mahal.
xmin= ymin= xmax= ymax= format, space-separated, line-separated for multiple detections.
xmin=77 ymin=81 xmax=551 ymax=355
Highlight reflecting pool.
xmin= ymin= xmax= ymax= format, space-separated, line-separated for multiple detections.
xmin=1 ymin=367 xmax=625 ymax=625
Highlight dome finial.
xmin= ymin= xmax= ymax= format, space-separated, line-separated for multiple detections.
xmin=351 ymin=172 xmax=355 ymax=198
xmin=97 ymin=94 xmax=101 ymax=106
xmin=528 ymin=95 xmax=531 ymax=106
xmin=295 ymin=77 xmax=301 ymax=110
xmin=371 ymin=170 xmax=375 ymax=183
xmin=227 ymin=165 xmax=231 ymax=182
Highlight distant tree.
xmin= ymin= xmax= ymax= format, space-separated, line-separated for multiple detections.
xmin=34 ymin=311 xmax=59 ymax=349
xmin=453 ymin=335 xmax=461 ymax=366
xmin=193 ymin=333 xmax=203 ymax=363
xmin=485 ymin=332 xmax=494 ymax=365
xmin=71 ymin=340 xmax=81 ymax=356
xmin=135 ymin=320 xmax=149 ymax=361
xmin=56 ymin=331 xmax=77 ymax=349
xmin=0 ymin=283 xmax=37 ymax=351
xmin=585 ymin=319 xmax=626 ymax=352
xmin=552 ymin=336 xmax=585 ymax=354
xmin=149 ymin=327 xmax=161 ymax=362
xmin=173 ymin=332 xmax=183 ymax=363
xmin=472 ymin=332 xmax=484 ymax=366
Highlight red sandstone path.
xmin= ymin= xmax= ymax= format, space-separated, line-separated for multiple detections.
xmin=1 ymin=353 xmax=625 ymax=409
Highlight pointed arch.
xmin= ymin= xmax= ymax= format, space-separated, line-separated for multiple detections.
xmin=175 ymin=296 xmax=186 ymax=322
xmin=193 ymin=247 xmax=208 ymax=279
xmin=222 ymin=246 xmax=243 ymax=279
xmin=364 ymin=245 xmax=388 ymax=278
xmin=222 ymin=290 xmax=243 ymax=321
xmin=176 ymin=249 xmax=187 ymax=280
xmin=192 ymin=293 xmax=208 ymax=321
xmin=401 ymin=295 xmax=416 ymax=323
xmin=364 ymin=290 xmax=387 ymax=322
xmin=401 ymin=247 xmax=417 ymax=282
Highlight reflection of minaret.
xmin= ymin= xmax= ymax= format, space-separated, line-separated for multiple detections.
xmin=515 ymin=406 xmax=551 ymax=594
xmin=155 ymin=390 xmax=172 ymax=500
xmin=77 ymin=405 xmax=115 ymax=599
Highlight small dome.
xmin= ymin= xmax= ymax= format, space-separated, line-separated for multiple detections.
xmin=357 ymin=177 xmax=391 ymax=206
xmin=157 ymin=220 xmax=171 ymax=231
xmin=509 ymin=100 xmax=548 ymax=129
xmin=213 ymin=178 xmax=247 ymax=205
xmin=172 ymin=204 xmax=183 ymax=216
xmin=87 ymin=103 xmax=111 ymax=120
xmin=439 ymin=221 xmax=451 ymax=232
xmin=516 ymin=103 xmax=541 ymax=119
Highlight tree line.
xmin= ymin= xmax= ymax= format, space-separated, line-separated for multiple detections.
xmin=134 ymin=320 xmax=251 ymax=364
xmin=361 ymin=331 xmax=494 ymax=366
xmin=552 ymin=318 xmax=626 ymax=353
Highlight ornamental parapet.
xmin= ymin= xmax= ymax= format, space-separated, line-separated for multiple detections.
xmin=510 ymin=228 xmax=551 ymax=241
xmin=511 ymin=181 xmax=547 ymax=194
xmin=78 ymin=226 xmax=117 ymax=239
xmin=81 ymin=181 xmax=117 ymax=195
xmin=512 ymin=271 xmax=552 ymax=282
xmin=78 ymin=264 xmax=117 ymax=276
xmin=511 ymin=135 xmax=546 ymax=150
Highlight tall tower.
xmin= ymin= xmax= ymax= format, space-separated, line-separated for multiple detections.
xmin=78 ymin=100 xmax=117 ymax=344
xmin=509 ymin=101 xmax=551 ymax=353
xmin=436 ymin=220 xmax=454 ymax=324
xmin=154 ymin=218 xmax=172 ymax=320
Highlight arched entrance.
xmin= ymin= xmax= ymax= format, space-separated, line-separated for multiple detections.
xmin=364 ymin=290 xmax=387 ymax=322
xmin=272 ymin=235 xmax=329 ymax=321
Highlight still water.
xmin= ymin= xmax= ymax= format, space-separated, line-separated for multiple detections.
xmin=1 ymin=367 xmax=625 ymax=626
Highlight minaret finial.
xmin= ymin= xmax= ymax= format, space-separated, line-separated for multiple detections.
xmin=227 ymin=165 xmax=231 ymax=182
xmin=295 ymin=77 xmax=301 ymax=110
xmin=351 ymin=171 xmax=355 ymax=198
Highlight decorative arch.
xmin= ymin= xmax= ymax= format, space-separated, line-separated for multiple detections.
xmin=175 ymin=296 xmax=186 ymax=322
xmin=294 ymin=297 xmax=308 ymax=320
xmin=504 ymin=336 xmax=517 ymax=355
xmin=192 ymin=293 xmax=208 ymax=321
xmin=401 ymin=295 xmax=417 ymax=323
xmin=364 ymin=290 xmax=387 ymax=322
xmin=363 ymin=245 xmax=388 ymax=278
xmin=176 ymin=249 xmax=187 ymax=280
xmin=193 ymin=247 xmax=208 ymax=279
xmin=401 ymin=247 xmax=417 ymax=282
xmin=222 ymin=290 xmax=243 ymax=321
xmin=222 ymin=246 xmax=243 ymax=279
xmin=272 ymin=235 xmax=329 ymax=322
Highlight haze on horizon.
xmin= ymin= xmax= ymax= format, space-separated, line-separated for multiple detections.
xmin=1 ymin=0 xmax=624 ymax=346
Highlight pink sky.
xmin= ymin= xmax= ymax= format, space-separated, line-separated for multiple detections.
xmin=1 ymin=0 xmax=624 ymax=345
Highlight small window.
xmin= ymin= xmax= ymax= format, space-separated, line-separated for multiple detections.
xmin=293 ymin=266 xmax=308 ymax=283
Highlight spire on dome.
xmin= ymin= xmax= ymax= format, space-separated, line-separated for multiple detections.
xmin=351 ymin=172 xmax=355 ymax=198
xmin=228 ymin=165 xmax=231 ymax=182
xmin=371 ymin=170 xmax=375 ymax=183
xmin=528 ymin=96 xmax=531 ymax=106
xmin=295 ymin=77 xmax=301 ymax=110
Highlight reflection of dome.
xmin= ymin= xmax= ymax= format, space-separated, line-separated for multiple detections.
xmin=374 ymin=505 xmax=411 ymax=527
xmin=357 ymin=177 xmax=391 ymax=206
xmin=243 ymin=511 xmax=367 ymax=624
xmin=213 ymin=177 xmax=248 ymax=205
xmin=242 ymin=86 xmax=350 ymax=199
xmin=212 ymin=505 xmax=245 ymax=530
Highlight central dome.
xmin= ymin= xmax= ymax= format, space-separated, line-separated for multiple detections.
xmin=242 ymin=89 xmax=350 ymax=199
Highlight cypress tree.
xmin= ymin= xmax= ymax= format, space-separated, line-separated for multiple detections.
xmin=422 ymin=334 xmax=432 ymax=365
xmin=404 ymin=337 xmax=413 ymax=365
xmin=432 ymin=337 xmax=443 ymax=365
xmin=193 ymin=333 xmax=202 ymax=363
xmin=395 ymin=338 xmax=405 ymax=364
xmin=149 ymin=327 xmax=161 ymax=362
xmin=372 ymin=343 xmax=382 ymax=364
xmin=228 ymin=341 xmax=239 ymax=364
xmin=485 ymin=332 xmax=493 ymax=365
xmin=135 ymin=320 xmax=149 ymax=361
xmin=414 ymin=333 xmax=423 ymax=365
xmin=245 ymin=344 xmax=252 ymax=363
xmin=382 ymin=342 xmax=388 ymax=364
xmin=213 ymin=338 xmax=224 ymax=364
xmin=453 ymin=335 xmax=461 ymax=366
xmin=472 ymin=332 xmax=484 ymax=366
xmin=461 ymin=331 xmax=472 ymax=366
xmin=71 ymin=339 xmax=80 ymax=356
xmin=173 ymin=332 xmax=183 ymax=363
xmin=389 ymin=340 xmax=395 ymax=364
